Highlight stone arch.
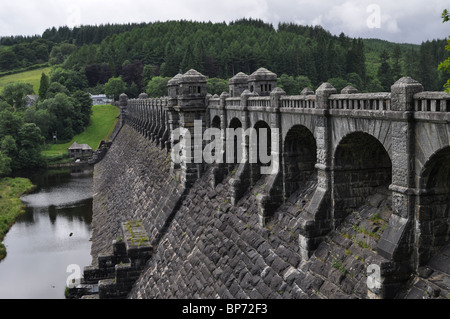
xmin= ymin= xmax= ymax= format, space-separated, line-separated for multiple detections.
xmin=251 ymin=120 xmax=271 ymax=185
xmin=227 ymin=118 xmax=243 ymax=167
xmin=208 ymin=116 xmax=221 ymax=159
xmin=333 ymin=131 xmax=392 ymax=225
xmin=283 ymin=125 xmax=317 ymax=198
xmin=211 ymin=115 xmax=221 ymax=129
xmin=417 ymin=146 xmax=450 ymax=265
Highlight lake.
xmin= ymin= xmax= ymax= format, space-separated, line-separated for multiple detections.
xmin=0 ymin=166 xmax=93 ymax=299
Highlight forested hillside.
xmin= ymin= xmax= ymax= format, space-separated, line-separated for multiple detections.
xmin=1 ymin=19 xmax=448 ymax=97
xmin=0 ymin=18 xmax=448 ymax=176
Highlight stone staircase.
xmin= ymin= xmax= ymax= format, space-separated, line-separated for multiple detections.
xmin=67 ymin=221 xmax=152 ymax=299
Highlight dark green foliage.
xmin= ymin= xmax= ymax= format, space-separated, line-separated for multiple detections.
xmin=0 ymin=51 xmax=20 ymax=71
xmin=104 ymin=76 xmax=127 ymax=100
xmin=378 ymin=50 xmax=393 ymax=91
xmin=71 ymin=90 xmax=93 ymax=130
xmin=38 ymin=72 xmax=50 ymax=99
xmin=0 ymin=111 xmax=24 ymax=139
xmin=207 ymin=78 xmax=229 ymax=96
xmin=0 ymin=111 xmax=44 ymax=172
xmin=0 ymin=82 xmax=34 ymax=110
xmin=15 ymin=123 xmax=44 ymax=170
xmin=60 ymin=20 xmax=371 ymax=89
xmin=0 ymin=151 xmax=11 ymax=177
xmin=439 ymin=9 xmax=450 ymax=92
xmin=145 ymin=77 xmax=171 ymax=98
xmin=49 ymin=67 xmax=88 ymax=93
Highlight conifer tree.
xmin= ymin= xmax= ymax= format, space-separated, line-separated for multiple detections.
xmin=378 ymin=50 xmax=393 ymax=91
xmin=438 ymin=9 xmax=450 ymax=92
xmin=38 ymin=72 xmax=50 ymax=100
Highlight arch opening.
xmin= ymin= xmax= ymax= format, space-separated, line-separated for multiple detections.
xmin=283 ymin=125 xmax=317 ymax=198
xmin=333 ymin=132 xmax=392 ymax=225
xmin=209 ymin=116 xmax=221 ymax=158
xmin=228 ymin=118 xmax=243 ymax=168
xmin=251 ymin=121 xmax=271 ymax=185
xmin=418 ymin=146 xmax=450 ymax=265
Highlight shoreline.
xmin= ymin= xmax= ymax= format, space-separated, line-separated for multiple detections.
xmin=0 ymin=177 xmax=36 ymax=261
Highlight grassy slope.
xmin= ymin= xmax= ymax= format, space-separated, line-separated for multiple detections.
xmin=0 ymin=177 xmax=35 ymax=260
xmin=0 ymin=67 xmax=52 ymax=94
xmin=42 ymin=104 xmax=120 ymax=159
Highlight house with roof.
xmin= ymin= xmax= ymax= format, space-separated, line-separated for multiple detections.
xmin=25 ymin=95 xmax=39 ymax=107
xmin=68 ymin=142 xmax=93 ymax=160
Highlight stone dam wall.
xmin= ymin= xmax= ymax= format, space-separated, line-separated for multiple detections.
xmin=85 ymin=124 xmax=450 ymax=299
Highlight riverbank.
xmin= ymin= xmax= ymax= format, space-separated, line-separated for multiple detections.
xmin=0 ymin=177 xmax=35 ymax=261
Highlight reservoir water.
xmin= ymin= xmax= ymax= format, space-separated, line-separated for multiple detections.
xmin=0 ymin=167 xmax=93 ymax=299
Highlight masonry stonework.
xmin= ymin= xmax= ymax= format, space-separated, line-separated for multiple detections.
xmin=82 ymin=67 xmax=450 ymax=299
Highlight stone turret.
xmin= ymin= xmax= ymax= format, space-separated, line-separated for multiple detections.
xmin=170 ymin=69 xmax=209 ymax=188
xmin=247 ymin=67 xmax=278 ymax=96
xmin=167 ymin=73 xmax=183 ymax=102
xmin=229 ymin=72 xmax=249 ymax=97
xmin=177 ymin=69 xmax=208 ymax=109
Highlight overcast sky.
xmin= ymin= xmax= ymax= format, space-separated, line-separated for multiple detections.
xmin=0 ymin=0 xmax=448 ymax=44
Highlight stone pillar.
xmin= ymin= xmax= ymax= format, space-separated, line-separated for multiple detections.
xmin=119 ymin=93 xmax=128 ymax=128
xmin=375 ymin=77 xmax=423 ymax=297
xmin=211 ymin=92 xmax=229 ymax=188
xmin=166 ymin=74 xmax=182 ymax=176
xmin=257 ymin=87 xmax=285 ymax=226
xmin=298 ymin=82 xmax=336 ymax=260
xmin=161 ymin=99 xmax=170 ymax=151
xmin=174 ymin=69 xmax=208 ymax=189
xmin=219 ymin=92 xmax=229 ymax=166
xmin=139 ymin=93 xmax=149 ymax=138
xmin=229 ymin=89 xmax=253 ymax=205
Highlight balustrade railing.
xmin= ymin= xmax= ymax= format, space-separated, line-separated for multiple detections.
xmin=414 ymin=92 xmax=450 ymax=112
xmin=280 ymin=95 xmax=316 ymax=109
xmin=329 ymin=93 xmax=392 ymax=111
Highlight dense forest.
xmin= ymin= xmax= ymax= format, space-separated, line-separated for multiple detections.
xmin=0 ymin=18 xmax=448 ymax=176
xmin=1 ymin=19 xmax=449 ymax=96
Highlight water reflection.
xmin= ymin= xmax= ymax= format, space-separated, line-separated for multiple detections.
xmin=0 ymin=166 xmax=93 ymax=299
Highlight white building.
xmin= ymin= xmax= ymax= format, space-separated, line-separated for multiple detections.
xmin=90 ymin=94 xmax=113 ymax=105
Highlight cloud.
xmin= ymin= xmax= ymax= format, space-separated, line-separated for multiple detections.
xmin=0 ymin=0 xmax=448 ymax=44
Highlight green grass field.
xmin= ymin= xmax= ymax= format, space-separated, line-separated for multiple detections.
xmin=0 ymin=67 xmax=52 ymax=94
xmin=42 ymin=104 xmax=120 ymax=160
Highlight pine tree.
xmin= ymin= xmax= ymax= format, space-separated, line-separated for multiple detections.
xmin=346 ymin=39 xmax=366 ymax=87
xmin=378 ymin=50 xmax=393 ymax=91
xmin=419 ymin=43 xmax=439 ymax=90
xmin=391 ymin=44 xmax=403 ymax=81
xmin=438 ymin=9 xmax=450 ymax=92
xmin=38 ymin=72 xmax=50 ymax=100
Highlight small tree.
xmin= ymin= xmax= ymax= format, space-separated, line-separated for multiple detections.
xmin=105 ymin=76 xmax=127 ymax=101
xmin=0 ymin=151 xmax=11 ymax=177
xmin=438 ymin=9 xmax=450 ymax=92
xmin=1 ymin=82 xmax=34 ymax=110
xmin=145 ymin=76 xmax=170 ymax=98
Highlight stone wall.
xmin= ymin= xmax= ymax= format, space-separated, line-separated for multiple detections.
xmin=87 ymin=123 xmax=449 ymax=299
xmin=90 ymin=124 xmax=185 ymax=266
